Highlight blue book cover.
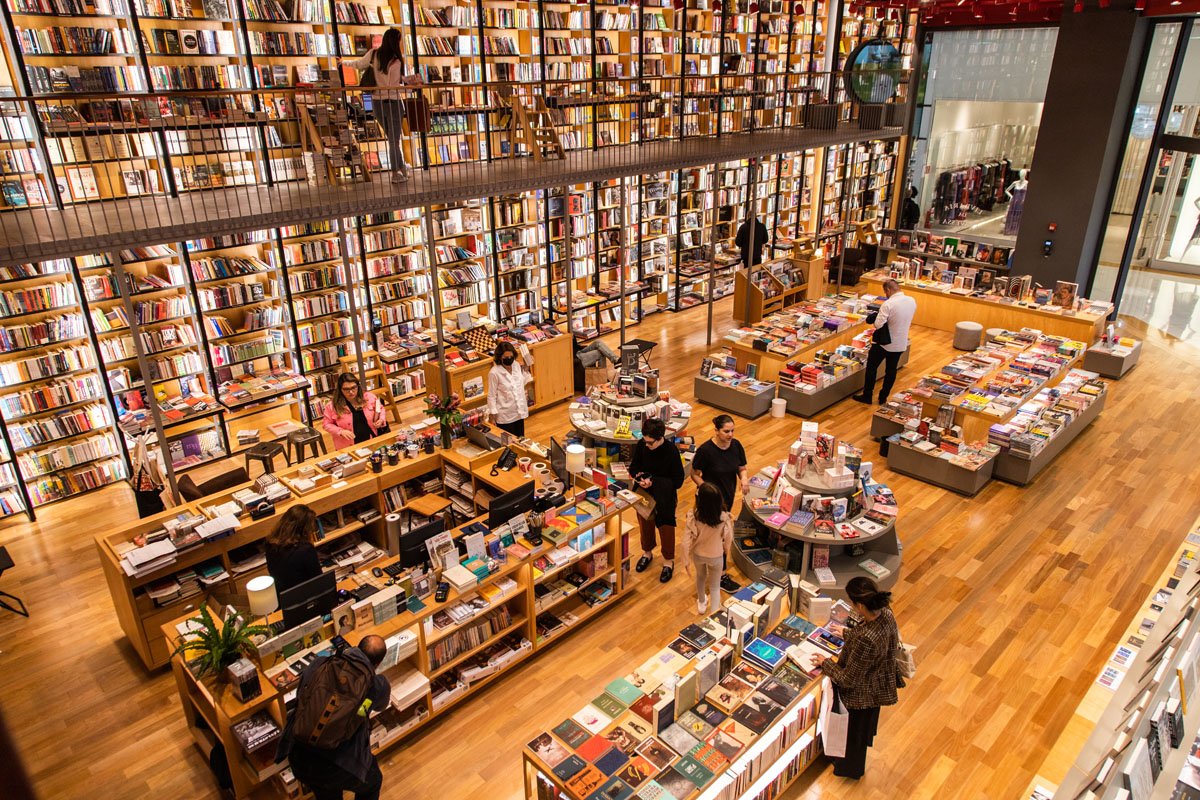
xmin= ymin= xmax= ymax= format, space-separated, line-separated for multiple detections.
xmin=742 ymin=638 xmax=785 ymax=671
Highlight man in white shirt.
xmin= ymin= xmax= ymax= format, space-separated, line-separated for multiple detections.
xmin=853 ymin=279 xmax=917 ymax=405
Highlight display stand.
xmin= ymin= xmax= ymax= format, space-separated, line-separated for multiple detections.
xmin=1082 ymin=340 xmax=1141 ymax=379
xmin=693 ymin=376 xmax=776 ymax=419
xmin=777 ymin=349 xmax=910 ymax=418
xmin=422 ymin=335 xmax=573 ymax=413
xmin=992 ymin=392 xmax=1107 ymax=486
xmin=731 ymin=258 xmax=813 ymax=325
xmin=885 ymin=443 xmax=996 ymax=497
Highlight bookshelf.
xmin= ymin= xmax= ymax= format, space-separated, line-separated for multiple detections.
xmin=428 ymin=198 xmax=492 ymax=332
xmin=489 ymin=190 xmax=545 ymax=328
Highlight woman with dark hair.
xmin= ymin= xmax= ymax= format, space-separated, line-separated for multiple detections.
xmin=265 ymin=505 xmax=322 ymax=594
xmin=809 ymin=576 xmax=903 ymax=779
xmin=682 ymin=482 xmax=733 ymax=614
xmin=630 ymin=417 xmax=685 ymax=583
xmin=691 ymin=414 xmax=748 ymax=592
xmin=323 ymin=372 xmax=388 ymax=450
xmin=486 ymin=341 xmax=531 ymax=436
xmin=346 ymin=28 xmax=413 ymax=183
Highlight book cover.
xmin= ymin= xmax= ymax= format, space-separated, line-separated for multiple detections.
xmin=593 ymin=746 xmax=630 ymax=776
xmin=592 ymin=691 xmax=627 ymax=720
xmin=566 ymin=764 xmax=606 ymax=797
xmin=551 ymin=753 xmax=586 ymax=781
xmin=615 ymin=756 xmax=655 ymax=790
xmin=606 ymin=678 xmax=644 ymax=707
xmin=653 ymin=767 xmax=700 ymax=799
xmin=587 ymin=775 xmax=634 ymax=799
xmin=658 ymin=723 xmax=701 ymax=759
xmin=528 ymin=732 xmax=570 ymax=768
xmin=553 ymin=718 xmax=591 ymax=749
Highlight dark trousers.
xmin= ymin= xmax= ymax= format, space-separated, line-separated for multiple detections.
xmin=376 ymin=98 xmax=407 ymax=174
xmin=292 ymin=757 xmax=383 ymax=800
xmin=496 ymin=418 xmax=525 ymax=436
xmin=834 ymin=705 xmax=881 ymax=779
xmin=638 ymin=514 xmax=675 ymax=561
xmin=861 ymin=344 xmax=902 ymax=402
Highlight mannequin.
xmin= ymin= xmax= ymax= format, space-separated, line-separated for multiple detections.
xmin=1002 ymin=169 xmax=1028 ymax=236
xmin=1183 ymin=197 xmax=1200 ymax=262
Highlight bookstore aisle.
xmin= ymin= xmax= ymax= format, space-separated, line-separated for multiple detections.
xmin=1 ymin=301 xmax=1200 ymax=799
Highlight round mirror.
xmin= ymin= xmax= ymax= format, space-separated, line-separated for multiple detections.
xmin=842 ymin=38 xmax=903 ymax=105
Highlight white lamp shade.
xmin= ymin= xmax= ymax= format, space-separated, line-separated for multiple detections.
xmin=247 ymin=575 xmax=278 ymax=617
xmin=565 ymin=444 xmax=586 ymax=474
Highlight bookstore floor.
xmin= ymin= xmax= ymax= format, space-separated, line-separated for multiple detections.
xmin=1 ymin=299 xmax=1199 ymax=799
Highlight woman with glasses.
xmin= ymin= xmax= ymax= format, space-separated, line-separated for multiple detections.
xmin=630 ymin=417 xmax=685 ymax=583
xmin=323 ymin=372 xmax=388 ymax=450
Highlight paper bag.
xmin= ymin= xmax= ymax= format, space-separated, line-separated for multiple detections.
xmin=820 ymin=678 xmax=849 ymax=758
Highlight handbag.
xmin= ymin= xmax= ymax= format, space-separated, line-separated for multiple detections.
xmin=403 ymin=92 xmax=432 ymax=133
xmin=821 ymin=683 xmax=850 ymax=758
xmin=358 ymin=53 xmax=377 ymax=87
xmin=896 ymin=639 xmax=916 ymax=680
xmin=632 ymin=488 xmax=657 ymax=520
xmin=872 ymin=322 xmax=892 ymax=346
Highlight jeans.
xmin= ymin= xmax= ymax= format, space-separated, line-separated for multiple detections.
xmin=861 ymin=344 xmax=902 ymax=402
xmin=692 ymin=554 xmax=723 ymax=612
xmin=291 ymin=757 xmax=383 ymax=800
xmin=376 ymin=99 xmax=408 ymax=175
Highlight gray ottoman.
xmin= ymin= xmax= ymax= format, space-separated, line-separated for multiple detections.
xmin=954 ymin=321 xmax=983 ymax=351
xmin=985 ymin=327 xmax=1005 ymax=344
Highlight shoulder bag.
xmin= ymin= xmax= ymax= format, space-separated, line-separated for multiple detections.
xmin=896 ymin=639 xmax=916 ymax=680
xmin=358 ymin=52 xmax=377 ymax=87
xmin=872 ymin=321 xmax=892 ymax=346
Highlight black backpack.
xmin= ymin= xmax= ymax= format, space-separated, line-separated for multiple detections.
xmin=292 ymin=653 xmax=375 ymax=750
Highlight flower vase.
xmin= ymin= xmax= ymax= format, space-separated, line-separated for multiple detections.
xmin=440 ymin=424 xmax=453 ymax=449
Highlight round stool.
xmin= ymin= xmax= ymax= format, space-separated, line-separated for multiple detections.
xmin=245 ymin=441 xmax=287 ymax=476
xmin=771 ymin=397 xmax=787 ymax=418
xmin=287 ymin=427 xmax=327 ymax=463
xmin=985 ymin=327 xmax=1005 ymax=344
xmin=953 ymin=321 xmax=984 ymax=351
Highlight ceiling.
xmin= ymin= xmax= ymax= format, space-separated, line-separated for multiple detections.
xmin=847 ymin=0 xmax=1200 ymax=27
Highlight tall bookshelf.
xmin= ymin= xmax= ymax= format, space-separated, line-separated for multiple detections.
xmin=490 ymin=190 xmax=544 ymax=328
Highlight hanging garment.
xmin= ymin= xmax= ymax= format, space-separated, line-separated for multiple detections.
xmin=1002 ymin=186 xmax=1026 ymax=236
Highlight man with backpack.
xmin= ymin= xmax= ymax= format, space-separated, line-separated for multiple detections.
xmin=277 ymin=634 xmax=391 ymax=800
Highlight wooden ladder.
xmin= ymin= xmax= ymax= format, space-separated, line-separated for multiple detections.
xmin=507 ymin=97 xmax=565 ymax=161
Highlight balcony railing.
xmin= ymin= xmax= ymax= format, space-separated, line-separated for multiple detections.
xmin=0 ymin=69 xmax=909 ymax=262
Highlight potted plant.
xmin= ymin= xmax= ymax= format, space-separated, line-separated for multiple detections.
xmin=424 ymin=391 xmax=463 ymax=449
xmin=171 ymin=603 xmax=271 ymax=681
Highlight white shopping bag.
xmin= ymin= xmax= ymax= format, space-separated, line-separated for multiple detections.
xmin=819 ymin=677 xmax=850 ymax=758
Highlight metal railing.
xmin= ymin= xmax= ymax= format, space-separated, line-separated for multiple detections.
xmin=0 ymin=69 xmax=910 ymax=263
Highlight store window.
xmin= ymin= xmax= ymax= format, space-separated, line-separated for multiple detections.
xmin=906 ymin=27 xmax=1058 ymax=256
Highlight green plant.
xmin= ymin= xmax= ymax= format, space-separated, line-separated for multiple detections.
xmin=170 ymin=603 xmax=271 ymax=679
xmin=423 ymin=391 xmax=463 ymax=428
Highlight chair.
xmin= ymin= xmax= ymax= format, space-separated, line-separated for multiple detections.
xmin=245 ymin=441 xmax=288 ymax=476
xmin=404 ymin=493 xmax=456 ymax=531
xmin=954 ymin=321 xmax=984 ymax=351
xmin=625 ymin=338 xmax=657 ymax=370
xmin=0 ymin=546 xmax=29 ymax=617
xmin=287 ymin=427 xmax=327 ymax=463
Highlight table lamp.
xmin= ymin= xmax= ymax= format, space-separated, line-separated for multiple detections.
xmin=246 ymin=575 xmax=278 ymax=628
xmin=565 ymin=443 xmax=586 ymax=475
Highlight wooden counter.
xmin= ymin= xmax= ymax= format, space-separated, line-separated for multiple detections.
xmin=422 ymin=334 xmax=573 ymax=413
xmin=862 ymin=275 xmax=1107 ymax=342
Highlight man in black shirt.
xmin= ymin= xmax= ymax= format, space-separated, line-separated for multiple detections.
xmin=691 ymin=415 xmax=748 ymax=592
xmin=735 ymin=214 xmax=769 ymax=270
xmin=278 ymin=635 xmax=392 ymax=800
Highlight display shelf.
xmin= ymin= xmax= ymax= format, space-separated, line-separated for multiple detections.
xmin=885 ymin=439 xmax=995 ymax=497
xmin=777 ymin=345 xmax=910 ymax=418
xmin=992 ymin=390 xmax=1106 ymax=487
xmin=1083 ymin=339 xmax=1141 ymax=379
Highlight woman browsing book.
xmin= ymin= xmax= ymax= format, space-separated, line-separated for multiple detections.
xmin=630 ymin=417 xmax=685 ymax=583
xmin=342 ymin=28 xmax=421 ymax=183
xmin=809 ymin=576 xmax=903 ymax=779
xmin=681 ymin=483 xmax=733 ymax=614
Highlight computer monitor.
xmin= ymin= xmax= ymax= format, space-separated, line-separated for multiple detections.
xmin=488 ymin=481 xmax=536 ymax=528
xmin=279 ymin=570 xmax=338 ymax=631
xmin=400 ymin=518 xmax=445 ymax=568
xmin=466 ymin=425 xmax=499 ymax=452
xmin=550 ymin=437 xmax=568 ymax=484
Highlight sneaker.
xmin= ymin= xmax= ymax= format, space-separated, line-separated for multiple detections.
xmin=391 ymin=171 xmax=409 ymax=183
xmin=697 ymin=598 xmax=709 ymax=614
xmin=720 ymin=574 xmax=740 ymax=593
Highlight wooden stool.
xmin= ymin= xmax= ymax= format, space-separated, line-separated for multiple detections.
xmin=287 ymin=427 xmax=327 ymax=463
xmin=245 ymin=441 xmax=288 ymax=476
xmin=0 ymin=546 xmax=28 ymax=617
xmin=404 ymin=493 xmax=455 ymax=530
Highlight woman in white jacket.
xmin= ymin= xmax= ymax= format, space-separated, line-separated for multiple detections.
xmin=346 ymin=28 xmax=414 ymax=182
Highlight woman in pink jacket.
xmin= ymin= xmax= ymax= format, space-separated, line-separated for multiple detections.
xmin=323 ymin=372 xmax=388 ymax=450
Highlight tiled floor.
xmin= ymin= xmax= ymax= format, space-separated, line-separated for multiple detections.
xmin=0 ymin=124 xmax=900 ymax=265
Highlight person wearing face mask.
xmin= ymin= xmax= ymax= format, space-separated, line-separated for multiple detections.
xmin=486 ymin=341 xmax=531 ymax=436
xmin=630 ymin=417 xmax=685 ymax=583
xmin=691 ymin=414 xmax=748 ymax=593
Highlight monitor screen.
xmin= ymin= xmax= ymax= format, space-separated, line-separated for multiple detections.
xmin=550 ymin=437 xmax=568 ymax=484
xmin=400 ymin=518 xmax=445 ymax=568
xmin=488 ymin=481 xmax=536 ymax=528
xmin=279 ymin=570 xmax=337 ymax=631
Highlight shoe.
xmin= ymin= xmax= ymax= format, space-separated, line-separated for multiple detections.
xmin=697 ymin=597 xmax=709 ymax=614
xmin=660 ymin=565 xmax=673 ymax=583
xmin=391 ymin=171 xmax=409 ymax=183
xmin=636 ymin=554 xmax=652 ymax=573
xmin=720 ymin=574 xmax=740 ymax=593
xmin=851 ymin=393 xmax=872 ymax=404
xmin=878 ymin=395 xmax=887 ymax=404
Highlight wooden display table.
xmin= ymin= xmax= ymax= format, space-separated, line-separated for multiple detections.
xmin=726 ymin=322 xmax=869 ymax=383
xmin=164 ymin=497 xmax=633 ymax=799
xmin=991 ymin=391 xmax=1107 ymax=486
xmin=777 ymin=348 xmax=910 ymax=418
xmin=692 ymin=375 xmax=776 ymax=419
xmin=423 ymin=334 xmax=573 ymax=412
xmin=861 ymin=274 xmax=1108 ymax=342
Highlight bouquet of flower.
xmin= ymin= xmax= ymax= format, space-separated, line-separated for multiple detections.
xmin=424 ymin=391 xmax=463 ymax=428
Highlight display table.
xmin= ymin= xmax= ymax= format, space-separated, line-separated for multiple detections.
xmin=522 ymin=597 xmax=825 ymax=800
xmin=778 ymin=348 xmax=910 ymax=418
xmin=725 ymin=322 xmax=870 ymax=383
xmin=885 ymin=442 xmax=995 ymax=497
xmin=162 ymin=490 xmax=635 ymax=799
xmin=992 ymin=391 xmax=1106 ymax=486
xmin=861 ymin=273 xmax=1108 ymax=342
xmin=693 ymin=375 xmax=777 ymax=419
xmin=1082 ymin=339 xmax=1141 ymax=379
xmin=568 ymin=386 xmax=689 ymax=446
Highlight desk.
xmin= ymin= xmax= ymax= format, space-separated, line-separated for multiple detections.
xmin=163 ymin=496 xmax=635 ymax=799
xmin=862 ymin=274 xmax=1107 ymax=341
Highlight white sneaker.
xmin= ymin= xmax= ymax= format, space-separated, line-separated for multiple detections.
xmin=391 ymin=171 xmax=409 ymax=183
xmin=697 ymin=598 xmax=709 ymax=614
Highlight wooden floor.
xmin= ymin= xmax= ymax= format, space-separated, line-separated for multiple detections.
xmin=1 ymin=296 xmax=1199 ymax=800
